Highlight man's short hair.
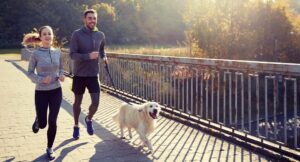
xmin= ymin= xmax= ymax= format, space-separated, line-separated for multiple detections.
xmin=84 ymin=9 xmax=97 ymax=17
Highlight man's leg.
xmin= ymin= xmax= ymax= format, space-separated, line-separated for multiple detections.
xmin=86 ymin=76 xmax=101 ymax=120
xmin=85 ymin=77 xmax=100 ymax=135
xmin=71 ymin=76 xmax=85 ymax=139
xmin=87 ymin=93 xmax=100 ymax=120
xmin=73 ymin=94 xmax=83 ymax=125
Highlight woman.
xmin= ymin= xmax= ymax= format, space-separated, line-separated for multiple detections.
xmin=22 ymin=26 xmax=64 ymax=160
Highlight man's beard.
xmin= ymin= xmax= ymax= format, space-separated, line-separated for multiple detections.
xmin=86 ymin=23 xmax=96 ymax=30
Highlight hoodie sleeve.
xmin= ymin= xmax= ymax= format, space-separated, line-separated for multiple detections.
xmin=27 ymin=52 xmax=43 ymax=83
xmin=70 ymin=31 xmax=90 ymax=61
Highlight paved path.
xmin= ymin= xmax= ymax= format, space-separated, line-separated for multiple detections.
xmin=0 ymin=56 xmax=272 ymax=162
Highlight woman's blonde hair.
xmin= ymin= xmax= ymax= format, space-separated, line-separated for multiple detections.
xmin=22 ymin=26 xmax=53 ymax=47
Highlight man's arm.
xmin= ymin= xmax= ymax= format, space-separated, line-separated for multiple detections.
xmin=70 ymin=31 xmax=90 ymax=61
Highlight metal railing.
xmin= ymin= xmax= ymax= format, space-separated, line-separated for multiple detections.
xmin=61 ymin=50 xmax=299 ymax=157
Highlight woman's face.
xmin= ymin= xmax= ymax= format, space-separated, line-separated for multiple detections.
xmin=40 ymin=27 xmax=53 ymax=46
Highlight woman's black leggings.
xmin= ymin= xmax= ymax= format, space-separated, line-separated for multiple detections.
xmin=35 ymin=87 xmax=62 ymax=148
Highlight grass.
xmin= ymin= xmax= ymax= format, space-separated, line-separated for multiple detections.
xmin=106 ymin=45 xmax=191 ymax=57
xmin=0 ymin=48 xmax=21 ymax=59
xmin=0 ymin=45 xmax=205 ymax=58
xmin=107 ymin=45 xmax=206 ymax=57
xmin=0 ymin=48 xmax=21 ymax=54
xmin=1 ymin=46 xmax=189 ymax=57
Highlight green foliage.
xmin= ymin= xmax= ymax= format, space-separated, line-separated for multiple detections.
xmin=289 ymin=0 xmax=300 ymax=13
xmin=1 ymin=0 xmax=300 ymax=63
xmin=0 ymin=0 xmax=83 ymax=48
xmin=92 ymin=3 xmax=117 ymax=43
xmin=183 ymin=0 xmax=300 ymax=62
xmin=0 ymin=0 xmax=185 ymax=48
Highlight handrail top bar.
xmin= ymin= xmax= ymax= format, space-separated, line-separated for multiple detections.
xmin=107 ymin=52 xmax=300 ymax=75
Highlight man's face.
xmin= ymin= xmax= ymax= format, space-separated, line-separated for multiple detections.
xmin=84 ymin=13 xmax=97 ymax=30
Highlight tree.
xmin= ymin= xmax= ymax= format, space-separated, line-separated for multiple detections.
xmin=92 ymin=3 xmax=117 ymax=43
xmin=183 ymin=0 xmax=300 ymax=63
xmin=0 ymin=0 xmax=187 ymax=48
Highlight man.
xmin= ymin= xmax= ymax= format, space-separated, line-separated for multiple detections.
xmin=70 ymin=9 xmax=107 ymax=139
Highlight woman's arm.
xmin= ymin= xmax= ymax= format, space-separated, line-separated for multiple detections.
xmin=27 ymin=52 xmax=43 ymax=83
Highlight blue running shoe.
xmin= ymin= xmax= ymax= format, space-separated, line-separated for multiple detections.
xmin=73 ymin=126 xmax=80 ymax=140
xmin=85 ymin=116 xmax=94 ymax=135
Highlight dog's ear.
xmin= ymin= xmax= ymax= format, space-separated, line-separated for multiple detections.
xmin=142 ymin=104 xmax=149 ymax=116
xmin=138 ymin=105 xmax=146 ymax=112
xmin=138 ymin=104 xmax=146 ymax=112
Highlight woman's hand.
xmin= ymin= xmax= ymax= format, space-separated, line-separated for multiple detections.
xmin=42 ymin=76 xmax=52 ymax=84
xmin=59 ymin=75 xmax=65 ymax=82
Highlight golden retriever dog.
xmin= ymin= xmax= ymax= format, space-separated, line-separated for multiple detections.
xmin=113 ymin=102 xmax=161 ymax=151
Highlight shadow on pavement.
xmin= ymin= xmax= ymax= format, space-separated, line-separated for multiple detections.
xmin=60 ymin=98 xmax=153 ymax=161
xmin=54 ymin=142 xmax=88 ymax=162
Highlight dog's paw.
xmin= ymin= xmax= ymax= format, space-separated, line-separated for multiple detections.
xmin=147 ymin=149 xmax=153 ymax=154
xmin=148 ymin=147 xmax=153 ymax=151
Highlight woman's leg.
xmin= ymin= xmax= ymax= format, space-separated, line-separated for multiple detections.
xmin=35 ymin=90 xmax=49 ymax=129
xmin=47 ymin=88 xmax=62 ymax=148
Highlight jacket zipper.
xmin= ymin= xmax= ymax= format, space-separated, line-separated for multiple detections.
xmin=49 ymin=49 xmax=52 ymax=64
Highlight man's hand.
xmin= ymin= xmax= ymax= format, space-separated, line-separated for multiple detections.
xmin=59 ymin=75 xmax=65 ymax=82
xmin=42 ymin=76 xmax=52 ymax=84
xmin=89 ymin=51 xmax=99 ymax=59
xmin=103 ymin=57 xmax=108 ymax=65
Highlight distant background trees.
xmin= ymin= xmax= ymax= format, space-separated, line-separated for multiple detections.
xmin=1 ymin=0 xmax=300 ymax=62
xmin=184 ymin=0 xmax=300 ymax=62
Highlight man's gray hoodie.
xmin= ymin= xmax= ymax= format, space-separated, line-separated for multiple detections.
xmin=69 ymin=27 xmax=106 ymax=77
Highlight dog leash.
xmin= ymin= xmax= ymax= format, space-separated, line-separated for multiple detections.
xmin=103 ymin=61 xmax=134 ymax=105
xmin=104 ymin=61 xmax=116 ymax=91
xmin=103 ymin=61 xmax=151 ymax=106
